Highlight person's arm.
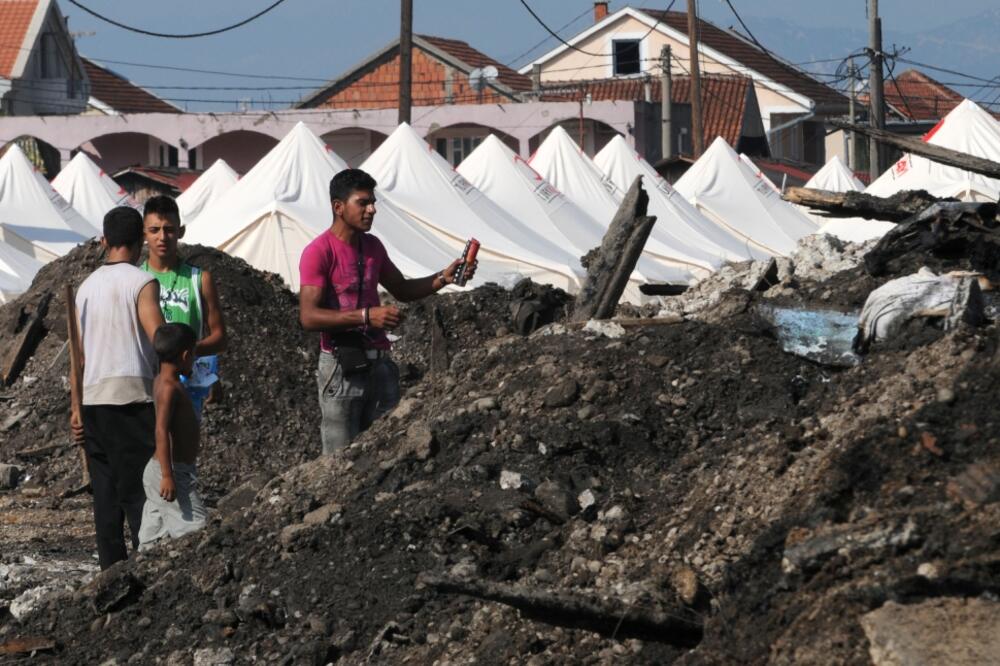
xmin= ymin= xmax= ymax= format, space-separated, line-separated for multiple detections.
xmin=298 ymin=286 xmax=400 ymax=332
xmin=137 ymin=281 xmax=165 ymax=344
xmin=154 ymin=382 xmax=176 ymax=502
xmin=196 ymin=269 xmax=227 ymax=356
xmin=380 ymin=257 xmax=479 ymax=302
xmin=70 ymin=302 xmax=85 ymax=444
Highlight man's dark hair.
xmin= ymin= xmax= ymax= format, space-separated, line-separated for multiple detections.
xmin=154 ymin=322 xmax=197 ymax=364
xmin=330 ymin=168 xmax=376 ymax=202
xmin=103 ymin=206 xmax=143 ymax=248
xmin=143 ymin=195 xmax=181 ymax=226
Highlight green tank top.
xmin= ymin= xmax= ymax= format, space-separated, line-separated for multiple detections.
xmin=140 ymin=261 xmax=203 ymax=337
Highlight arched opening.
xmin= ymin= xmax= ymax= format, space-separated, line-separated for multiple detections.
xmin=0 ymin=136 xmax=61 ymax=178
xmin=528 ymin=118 xmax=623 ymax=157
xmin=78 ymin=131 xmax=178 ymax=175
xmin=320 ymin=128 xmax=388 ymax=167
xmin=424 ymin=123 xmax=519 ymax=166
xmin=195 ymin=130 xmax=279 ymax=174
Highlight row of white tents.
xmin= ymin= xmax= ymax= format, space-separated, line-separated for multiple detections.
xmin=0 ymin=98 xmax=997 ymax=303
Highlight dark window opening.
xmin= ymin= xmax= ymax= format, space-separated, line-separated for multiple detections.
xmin=613 ymin=40 xmax=640 ymax=76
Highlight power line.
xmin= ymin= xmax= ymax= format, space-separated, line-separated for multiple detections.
xmin=895 ymin=56 xmax=999 ymax=85
xmin=503 ymin=5 xmax=592 ymax=69
xmin=65 ymin=0 xmax=290 ymax=39
xmin=84 ymin=56 xmax=332 ymax=83
xmin=722 ymin=0 xmax=767 ymax=53
xmin=516 ymin=0 xmax=674 ymax=59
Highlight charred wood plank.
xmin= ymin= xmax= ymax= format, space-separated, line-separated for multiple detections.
xmin=1 ymin=291 xmax=51 ymax=386
xmin=420 ymin=573 xmax=703 ymax=646
xmin=783 ymin=187 xmax=949 ymax=222
xmin=830 ymin=119 xmax=1000 ymax=180
xmin=574 ymin=176 xmax=658 ymax=321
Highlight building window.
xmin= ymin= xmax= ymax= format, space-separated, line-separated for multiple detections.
xmin=435 ymin=136 xmax=483 ymax=166
xmin=612 ymin=40 xmax=640 ymax=76
xmin=40 ymin=33 xmax=60 ymax=79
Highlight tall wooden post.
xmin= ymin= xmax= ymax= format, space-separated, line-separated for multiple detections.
xmin=661 ymin=45 xmax=672 ymax=160
xmin=399 ymin=0 xmax=413 ymax=124
xmin=687 ymin=0 xmax=704 ymax=156
xmin=868 ymin=0 xmax=885 ymax=179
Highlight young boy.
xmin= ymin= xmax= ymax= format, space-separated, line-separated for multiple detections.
xmin=142 ymin=195 xmax=227 ymax=419
xmin=138 ymin=323 xmax=206 ymax=548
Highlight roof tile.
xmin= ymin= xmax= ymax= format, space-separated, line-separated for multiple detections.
xmin=0 ymin=0 xmax=39 ymax=79
xmin=540 ymin=74 xmax=750 ymax=147
xmin=417 ymin=34 xmax=532 ymax=92
xmin=883 ymin=69 xmax=964 ymax=121
xmin=639 ymin=8 xmax=847 ymax=111
xmin=82 ymin=58 xmax=178 ymax=114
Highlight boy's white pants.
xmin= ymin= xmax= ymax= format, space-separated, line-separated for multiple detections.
xmin=138 ymin=458 xmax=206 ymax=547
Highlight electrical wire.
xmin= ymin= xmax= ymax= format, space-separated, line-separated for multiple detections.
xmin=503 ymin=5 xmax=593 ymax=69
xmin=516 ymin=0 xmax=674 ymax=59
xmin=722 ymin=0 xmax=767 ymax=53
xmin=65 ymin=0 xmax=290 ymax=39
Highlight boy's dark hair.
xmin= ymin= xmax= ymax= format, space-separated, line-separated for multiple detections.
xmin=103 ymin=206 xmax=143 ymax=248
xmin=330 ymin=168 xmax=376 ymax=202
xmin=154 ymin=323 xmax=197 ymax=364
xmin=143 ymin=195 xmax=181 ymax=226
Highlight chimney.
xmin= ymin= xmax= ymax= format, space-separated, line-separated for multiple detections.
xmin=594 ymin=2 xmax=609 ymax=23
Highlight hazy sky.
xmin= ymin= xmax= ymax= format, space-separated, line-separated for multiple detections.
xmin=60 ymin=0 xmax=998 ymax=111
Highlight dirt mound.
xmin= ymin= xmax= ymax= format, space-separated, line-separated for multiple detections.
xmin=3 ymin=231 xmax=1000 ymax=664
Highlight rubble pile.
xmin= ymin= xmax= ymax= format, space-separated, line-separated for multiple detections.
xmin=1 ymin=226 xmax=1000 ymax=664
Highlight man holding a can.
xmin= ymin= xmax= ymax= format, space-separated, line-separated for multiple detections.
xmin=299 ymin=168 xmax=477 ymax=454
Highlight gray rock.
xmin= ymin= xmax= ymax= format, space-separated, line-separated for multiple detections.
xmin=862 ymin=597 xmax=1000 ymax=665
xmin=201 ymin=608 xmax=239 ymax=627
xmin=473 ymin=396 xmax=498 ymax=412
xmin=499 ymin=470 xmax=531 ymax=491
xmin=0 ymin=463 xmax=20 ymax=489
xmin=402 ymin=422 xmax=438 ymax=461
xmin=192 ymin=647 xmax=235 ymax=666
xmin=543 ymin=379 xmax=579 ymax=408
xmin=391 ymin=397 xmax=418 ymax=420
xmin=303 ymin=502 xmax=343 ymax=526
xmin=534 ymin=481 xmax=580 ymax=520
xmin=279 ymin=522 xmax=315 ymax=549
xmin=216 ymin=473 xmax=271 ymax=515
xmin=79 ymin=562 xmax=142 ymax=615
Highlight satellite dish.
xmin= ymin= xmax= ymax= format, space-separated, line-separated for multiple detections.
xmin=469 ymin=65 xmax=499 ymax=92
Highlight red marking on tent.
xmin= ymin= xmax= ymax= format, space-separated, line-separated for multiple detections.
xmin=513 ymin=154 xmax=543 ymax=181
xmin=923 ymin=117 xmax=945 ymax=142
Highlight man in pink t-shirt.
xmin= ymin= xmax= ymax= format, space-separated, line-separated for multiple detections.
xmin=299 ymin=168 xmax=476 ymax=453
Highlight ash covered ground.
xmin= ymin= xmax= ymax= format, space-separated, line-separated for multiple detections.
xmin=1 ymin=233 xmax=999 ymax=664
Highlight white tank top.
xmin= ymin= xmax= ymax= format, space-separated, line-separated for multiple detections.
xmin=76 ymin=262 xmax=158 ymax=405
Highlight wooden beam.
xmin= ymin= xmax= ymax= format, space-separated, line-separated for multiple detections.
xmin=573 ymin=176 xmax=658 ymax=322
xmin=420 ymin=573 xmax=702 ymax=645
xmin=2 ymin=292 xmax=51 ymax=386
xmin=829 ymin=119 xmax=1000 ymax=180
xmin=783 ymin=187 xmax=948 ymax=222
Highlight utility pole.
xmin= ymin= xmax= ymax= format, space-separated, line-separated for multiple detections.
xmin=687 ymin=0 xmax=704 ymax=156
xmin=398 ymin=0 xmax=413 ymax=125
xmin=661 ymin=45 xmax=672 ymax=160
xmin=868 ymin=0 xmax=885 ymax=180
xmin=847 ymin=58 xmax=856 ymax=171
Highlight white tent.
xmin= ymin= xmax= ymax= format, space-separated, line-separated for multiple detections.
xmin=674 ymin=137 xmax=816 ymax=257
xmin=362 ymin=123 xmax=583 ymax=292
xmin=0 ymin=240 xmax=44 ymax=302
xmin=806 ymin=155 xmax=864 ymax=192
xmin=178 ymin=159 xmax=239 ymax=226
xmin=0 ymin=145 xmax=98 ymax=262
xmin=458 ymin=135 xmax=686 ymax=302
xmin=530 ymin=126 xmax=726 ymax=276
xmin=867 ymin=99 xmax=1000 ymax=201
xmin=801 ymin=155 xmax=895 ymax=243
xmin=184 ymin=123 xmax=493 ymax=292
xmin=595 ymin=135 xmax=757 ymax=265
xmin=51 ymin=151 xmax=132 ymax=229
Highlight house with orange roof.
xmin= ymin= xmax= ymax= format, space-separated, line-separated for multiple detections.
xmin=0 ymin=0 xmax=88 ymax=115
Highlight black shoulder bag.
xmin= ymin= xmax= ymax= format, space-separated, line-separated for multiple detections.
xmin=330 ymin=238 xmax=372 ymax=375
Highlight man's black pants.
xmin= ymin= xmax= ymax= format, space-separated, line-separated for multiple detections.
xmin=82 ymin=403 xmax=155 ymax=570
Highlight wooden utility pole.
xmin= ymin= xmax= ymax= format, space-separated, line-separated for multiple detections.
xmin=847 ymin=58 xmax=856 ymax=171
xmin=661 ymin=45 xmax=672 ymax=160
xmin=687 ymin=0 xmax=704 ymax=156
xmin=868 ymin=0 xmax=885 ymax=180
xmin=398 ymin=0 xmax=413 ymax=124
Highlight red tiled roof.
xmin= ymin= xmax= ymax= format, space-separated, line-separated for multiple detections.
xmin=82 ymin=58 xmax=179 ymax=113
xmin=639 ymin=8 xmax=848 ymax=112
xmin=541 ymin=74 xmax=751 ymax=147
xmin=418 ymin=34 xmax=532 ymax=92
xmin=883 ymin=69 xmax=964 ymax=121
xmin=0 ymin=0 xmax=38 ymax=78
